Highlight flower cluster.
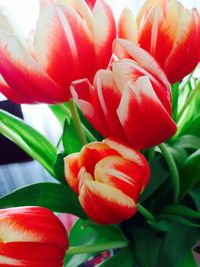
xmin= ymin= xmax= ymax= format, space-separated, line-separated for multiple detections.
xmin=0 ymin=0 xmax=199 ymax=265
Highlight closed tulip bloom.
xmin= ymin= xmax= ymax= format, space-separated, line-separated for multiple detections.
xmin=0 ymin=0 xmax=116 ymax=104
xmin=71 ymin=39 xmax=176 ymax=149
xmin=118 ymin=0 xmax=200 ymax=83
xmin=64 ymin=138 xmax=150 ymax=224
xmin=0 ymin=206 xmax=69 ymax=267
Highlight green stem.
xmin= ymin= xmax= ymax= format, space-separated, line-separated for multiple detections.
xmin=67 ymin=241 xmax=128 ymax=255
xmin=148 ymin=147 xmax=155 ymax=161
xmin=68 ymin=99 xmax=87 ymax=146
xmin=137 ymin=203 xmax=155 ymax=221
xmin=158 ymin=143 xmax=180 ymax=203
xmin=177 ymin=79 xmax=200 ymax=122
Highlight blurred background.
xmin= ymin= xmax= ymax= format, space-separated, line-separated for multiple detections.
xmin=0 ymin=0 xmax=199 ymax=196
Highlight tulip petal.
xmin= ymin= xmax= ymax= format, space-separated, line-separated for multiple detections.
xmin=117 ymin=76 xmax=176 ymax=149
xmin=78 ymin=142 xmax=119 ymax=175
xmin=118 ymin=8 xmax=138 ymax=44
xmin=71 ymin=78 xmax=110 ymax=137
xmin=92 ymin=0 xmax=116 ymax=70
xmin=94 ymin=155 xmax=144 ymax=200
xmin=79 ymin=180 xmax=136 ymax=224
xmin=0 ymin=31 xmax=65 ymax=104
xmin=93 ymin=70 xmax=127 ymax=140
xmin=34 ymin=4 xmax=95 ymax=89
xmin=64 ymin=153 xmax=80 ymax=194
xmin=112 ymin=58 xmax=172 ymax=115
xmin=113 ymin=39 xmax=170 ymax=92
xmin=164 ymin=8 xmax=200 ymax=83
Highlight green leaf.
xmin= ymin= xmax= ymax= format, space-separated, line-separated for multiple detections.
xmin=156 ymin=223 xmax=200 ymax=267
xmin=0 ymin=109 xmax=57 ymax=178
xmin=133 ymin=227 xmax=162 ymax=267
xmin=172 ymin=82 xmax=180 ymax=122
xmin=180 ymin=150 xmax=200 ymax=198
xmin=65 ymin=219 xmax=128 ymax=267
xmin=147 ymin=219 xmax=171 ymax=233
xmin=53 ymin=152 xmax=67 ymax=183
xmin=177 ymin=251 xmax=198 ymax=267
xmin=63 ymin=119 xmax=83 ymax=154
xmin=170 ymin=135 xmax=200 ymax=150
xmin=96 ymin=247 xmax=135 ymax=267
xmin=161 ymin=204 xmax=200 ymax=220
xmin=49 ymin=104 xmax=71 ymax=127
xmin=139 ymin=156 xmax=169 ymax=203
xmin=180 ymin=115 xmax=200 ymax=138
xmin=0 ymin=182 xmax=86 ymax=218
xmin=189 ymin=184 xmax=200 ymax=211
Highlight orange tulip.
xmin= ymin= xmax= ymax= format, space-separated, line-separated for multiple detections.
xmin=118 ymin=0 xmax=200 ymax=83
xmin=0 ymin=0 xmax=116 ymax=104
xmin=64 ymin=139 xmax=150 ymax=224
xmin=0 ymin=206 xmax=69 ymax=267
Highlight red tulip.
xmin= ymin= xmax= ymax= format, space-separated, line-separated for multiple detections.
xmin=64 ymin=138 xmax=150 ymax=224
xmin=0 ymin=0 xmax=116 ymax=104
xmin=71 ymin=39 xmax=176 ymax=149
xmin=118 ymin=0 xmax=200 ymax=83
xmin=0 ymin=206 xmax=69 ymax=267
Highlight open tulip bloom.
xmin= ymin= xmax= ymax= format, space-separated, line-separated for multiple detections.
xmin=0 ymin=0 xmax=200 ymax=266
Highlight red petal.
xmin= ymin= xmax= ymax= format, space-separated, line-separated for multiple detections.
xmin=0 ymin=32 xmax=65 ymax=104
xmin=64 ymin=153 xmax=80 ymax=194
xmin=79 ymin=180 xmax=136 ymax=224
xmin=117 ymin=76 xmax=176 ymax=149
xmin=92 ymin=0 xmax=116 ymax=70
xmin=78 ymin=142 xmax=119 ymax=176
xmin=94 ymin=155 xmax=144 ymax=200
xmin=34 ymin=4 xmax=95 ymax=89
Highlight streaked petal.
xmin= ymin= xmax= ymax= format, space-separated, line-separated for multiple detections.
xmin=118 ymin=8 xmax=138 ymax=44
xmin=79 ymin=180 xmax=136 ymax=224
xmin=94 ymin=155 xmax=144 ymax=200
xmin=78 ymin=141 xmax=119 ymax=175
xmin=34 ymin=4 xmax=95 ymax=88
xmin=92 ymin=0 xmax=116 ymax=70
xmin=93 ymin=70 xmax=126 ymax=140
xmin=71 ymin=78 xmax=109 ymax=136
xmin=0 ymin=31 xmax=65 ymax=104
xmin=117 ymin=76 xmax=177 ymax=149
xmin=112 ymin=58 xmax=172 ymax=115
xmin=64 ymin=153 xmax=80 ymax=194
xmin=113 ymin=39 xmax=170 ymax=92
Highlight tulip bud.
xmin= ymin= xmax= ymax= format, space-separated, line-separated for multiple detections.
xmin=0 ymin=206 xmax=69 ymax=266
xmin=71 ymin=39 xmax=176 ymax=149
xmin=64 ymin=139 xmax=150 ymax=224
xmin=118 ymin=0 xmax=200 ymax=83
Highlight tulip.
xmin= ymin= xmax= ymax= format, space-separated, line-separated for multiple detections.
xmin=0 ymin=0 xmax=116 ymax=104
xmin=0 ymin=206 xmax=69 ymax=267
xmin=71 ymin=39 xmax=176 ymax=149
xmin=64 ymin=138 xmax=150 ymax=224
xmin=118 ymin=0 xmax=200 ymax=84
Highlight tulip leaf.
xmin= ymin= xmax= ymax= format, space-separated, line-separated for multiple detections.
xmin=132 ymin=227 xmax=162 ymax=267
xmin=139 ymin=156 xmax=169 ymax=203
xmin=156 ymin=223 xmax=200 ymax=267
xmin=0 ymin=109 xmax=58 ymax=178
xmin=0 ymin=182 xmax=86 ymax=219
xmin=53 ymin=152 xmax=67 ymax=183
xmin=180 ymin=149 xmax=200 ymax=198
xmin=172 ymin=82 xmax=180 ymax=122
xmin=62 ymin=118 xmax=83 ymax=154
xmin=96 ymin=247 xmax=135 ymax=267
xmin=177 ymin=251 xmax=198 ymax=267
xmin=49 ymin=104 xmax=71 ymax=127
xmin=65 ymin=219 xmax=128 ymax=267
xmin=189 ymin=184 xmax=200 ymax=211
xmin=170 ymin=135 xmax=200 ymax=150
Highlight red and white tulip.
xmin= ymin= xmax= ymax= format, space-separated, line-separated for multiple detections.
xmin=64 ymin=138 xmax=150 ymax=224
xmin=0 ymin=0 xmax=116 ymax=104
xmin=71 ymin=39 xmax=176 ymax=149
xmin=0 ymin=206 xmax=69 ymax=267
xmin=118 ymin=0 xmax=200 ymax=83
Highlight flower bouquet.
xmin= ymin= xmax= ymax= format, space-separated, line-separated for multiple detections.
xmin=0 ymin=0 xmax=200 ymax=266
